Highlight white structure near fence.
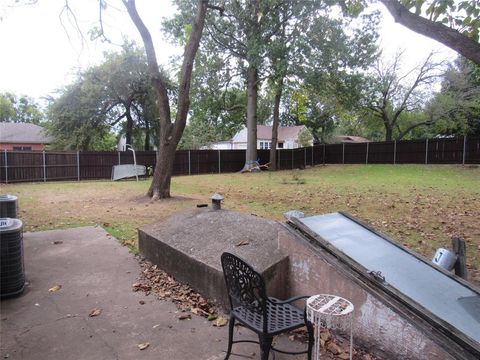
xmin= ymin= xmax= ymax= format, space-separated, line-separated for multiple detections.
xmin=201 ymin=125 xmax=313 ymax=150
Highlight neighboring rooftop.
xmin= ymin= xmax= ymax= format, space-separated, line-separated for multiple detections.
xmin=0 ymin=122 xmax=52 ymax=144
xmin=334 ymin=135 xmax=369 ymax=143
xmin=233 ymin=125 xmax=308 ymax=142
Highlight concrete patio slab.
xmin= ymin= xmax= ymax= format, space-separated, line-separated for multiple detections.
xmin=0 ymin=226 xmax=307 ymax=360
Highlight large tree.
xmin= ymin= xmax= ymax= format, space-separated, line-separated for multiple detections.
xmin=200 ymin=0 xmax=302 ymax=171
xmin=123 ymin=0 xmax=210 ymax=199
xmin=426 ymin=57 xmax=480 ymax=136
xmin=277 ymin=9 xmax=379 ymax=144
xmin=363 ymin=52 xmax=445 ymax=141
xmin=47 ymin=43 xmax=157 ymax=150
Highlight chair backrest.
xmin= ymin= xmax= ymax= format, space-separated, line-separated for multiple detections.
xmin=221 ymin=252 xmax=267 ymax=318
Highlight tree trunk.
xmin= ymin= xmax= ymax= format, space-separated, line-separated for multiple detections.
xmin=144 ymin=119 xmax=150 ymax=151
xmin=148 ymin=140 xmax=176 ymax=198
xmin=124 ymin=0 xmax=208 ymax=199
xmin=125 ymin=108 xmax=133 ymax=146
xmin=385 ymin=125 xmax=393 ymax=141
xmin=379 ymin=0 xmax=480 ymax=65
xmin=243 ymin=65 xmax=259 ymax=171
xmin=269 ymin=79 xmax=283 ymax=171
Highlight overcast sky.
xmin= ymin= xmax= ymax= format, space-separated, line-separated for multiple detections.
xmin=0 ymin=0 xmax=457 ymax=102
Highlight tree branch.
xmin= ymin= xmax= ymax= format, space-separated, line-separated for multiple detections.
xmin=397 ymin=120 xmax=432 ymax=140
xmin=123 ymin=0 xmax=171 ymax=127
xmin=379 ymin=0 xmax=480 ymax=65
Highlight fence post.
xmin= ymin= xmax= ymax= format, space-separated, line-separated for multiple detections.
xmin=77 ymin=151 xmax=80 ymax=181
xmin=218 ymin=150 xmax=221 ymax=173
xmin=4 ymin=149 xmax=8 ymax=184
xmin=323 ymin=144 xmax=326 ymax=165
xmin=425 ymin=138 xmax=429 ymax=165
xmin=43 ymin=150 xmax=46 ymax=182
xmin=291 ymin=148 xmax=294 ymax=169
xmin=462 ymin=135 xmax=467 ymax=165
xmin=278 ymin=149 xmax=281 ymax=170
xmin=311 ymin=146 xmax=314 ymax=166
xmin=393 ymin=141 xmax=397 ymax=165
xmin=366 ymin=142 xmax=369 ymax=165
xmin=304 ymin=147 xmax=306 ymax=168
xmin=342 ymin=143 xmax=345 ymax=164
xmin=452 ymin=236 xmax=468 ymax=279
xmin=188 ymin=150 xmax=191 ymax=175
xmin=118 ymin=151 xmax=121 ymax=165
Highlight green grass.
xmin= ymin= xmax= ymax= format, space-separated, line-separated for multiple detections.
xmin=4 ymin=164 xmax=480 ymax=283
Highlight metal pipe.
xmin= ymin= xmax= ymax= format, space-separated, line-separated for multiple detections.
xmin=366 ymin=142 xmax=369 ymax=165
xmin=43 ymin=150 xmax=46 ymax=182
xmin=425 ymin=138 xmax=429 ymax=165
xmin=4 ymin=149 xmax=8 ymax=184
xmin=188 ymin=150 xmax=191 ymax=175
xmin=126 ymin=144 xmax=138 ymax=182
xmin=393 ymin=141 xmax=397 ymax=165
xmin=323 ymin=144 xmax=326 ymax=165
xmin=77 ymin=151 xmax=80 ymax=181
xmin=304 ymin=147 xmax=306 ymax=168
xmin=462 ymin=135 xmax=467 ymax=165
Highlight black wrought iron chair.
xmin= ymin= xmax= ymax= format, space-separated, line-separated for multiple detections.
xmin=221 ymin=252 xmax=313 ymax=360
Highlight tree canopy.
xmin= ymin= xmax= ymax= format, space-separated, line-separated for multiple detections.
xmin=47 ymin=42 xmax=158 ymax=151
xmin=426 ymin=57 xmax=480 ymax=136
xmin=0 ymin=92 xmax=44 ymax=124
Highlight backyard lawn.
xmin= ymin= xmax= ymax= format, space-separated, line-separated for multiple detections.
xmin=3 ymin=164 xmax=480 ymax=284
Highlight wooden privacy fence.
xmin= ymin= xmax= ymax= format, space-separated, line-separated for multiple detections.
xmin=1 ymin=136 xmax=479 ymax=183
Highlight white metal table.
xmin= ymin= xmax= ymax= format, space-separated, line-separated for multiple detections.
xmin=306 ymin=294 xmax=354 ymax=360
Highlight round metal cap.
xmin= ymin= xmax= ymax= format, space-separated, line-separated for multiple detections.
xmin=0 ymin=218 xmax=23 ymax=234
xmin=0 ymin=194 xmax=18 ymax=202
xmin=211 ymin=193 xmax=224 ymax=201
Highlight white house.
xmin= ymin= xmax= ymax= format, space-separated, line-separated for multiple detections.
xmin=199 ymin=140 xmax=234 ymax=150
xmin=230 ymin=125 xmax=312 ymax=150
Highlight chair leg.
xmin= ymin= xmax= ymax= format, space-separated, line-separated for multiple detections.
xmin=306 ymin=321 xmax=314 ymax=360
xmin=224 ymin=316 xmax=235 ymax=360
xmin=258 ymin=335 xmax=273 ymax=360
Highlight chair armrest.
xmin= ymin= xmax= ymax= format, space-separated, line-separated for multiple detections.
xmin=267 ymin=295 xmax=312 ymax=305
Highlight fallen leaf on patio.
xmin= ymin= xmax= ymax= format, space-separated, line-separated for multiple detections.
xmin=235 ymin=240 xmax=249 ymax=247
xmin=207 ymin=314 xmax=217 ymax=321
xmin=89 ymin=308 xmax=102 ymax=317
xmin=48 ymin=285 xmax=62 ymax=292
xmin=178 ymin=314 xmax=191 ymax=320
xmin=327 ymin=341 xmax=342 ymax=355
xmin=212 ymin=316 xmax=228 ymax=327
xmin=191 ymin=308 xmax=200 ymax=315
xmin=320 ymin=329 xmax=331 ymax=342
xmin=137 ymin=342 xmax=150 ymax=350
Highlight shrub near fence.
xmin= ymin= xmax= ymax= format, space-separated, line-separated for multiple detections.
xmin=0 ymin=136 xmax=479 ymax=183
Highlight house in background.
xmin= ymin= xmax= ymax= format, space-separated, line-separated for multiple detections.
xmin=0 ymin=123 xmax=52 ymax=151
xmin=203 ymin=125 xmax=313 ymax=150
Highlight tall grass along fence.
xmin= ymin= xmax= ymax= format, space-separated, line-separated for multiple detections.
xmin=1 ymin=136 xmax=479 ymax=183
